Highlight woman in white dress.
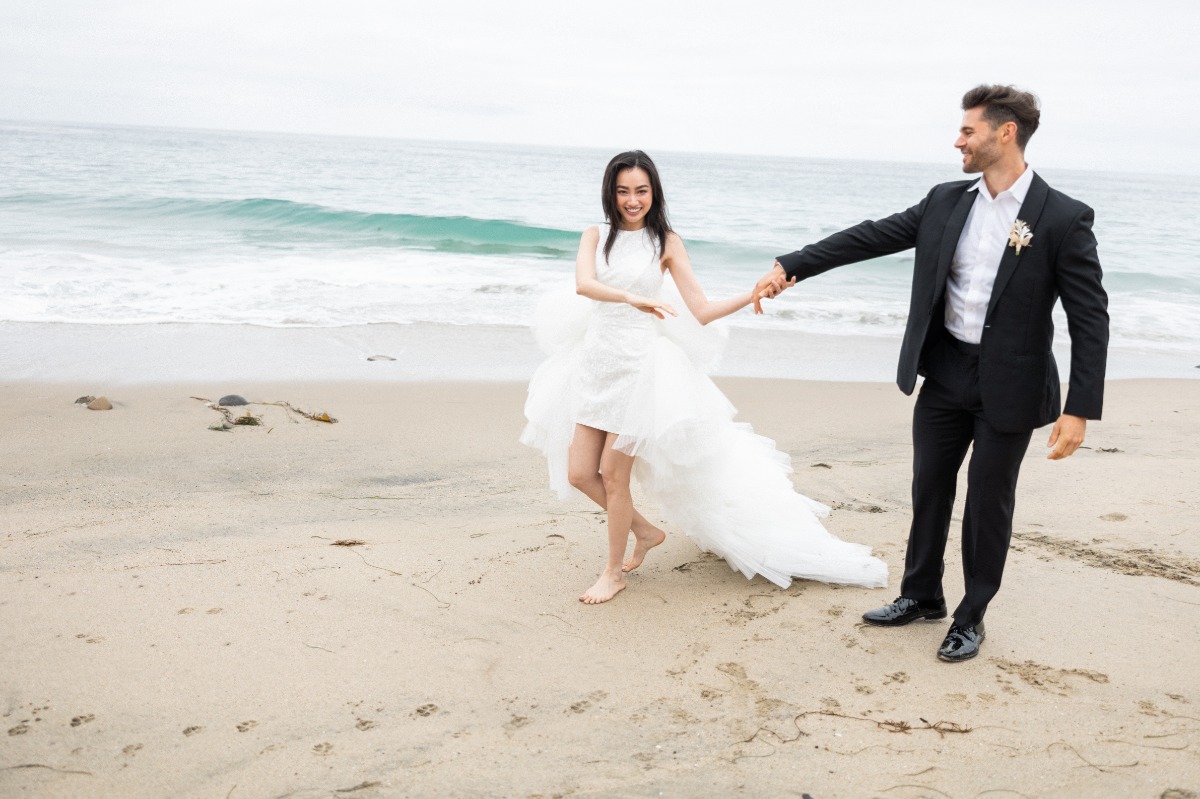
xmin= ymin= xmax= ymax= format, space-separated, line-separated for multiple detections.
xmin=522 ymin=151 xmax=887 ymax=604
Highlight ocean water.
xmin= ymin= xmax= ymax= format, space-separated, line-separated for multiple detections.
xmin=2 ymin=120 xmax=1197 ymax=377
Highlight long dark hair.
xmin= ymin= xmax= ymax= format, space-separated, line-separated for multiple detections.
xmin=600 ymin=150 xmax=672 ymax=262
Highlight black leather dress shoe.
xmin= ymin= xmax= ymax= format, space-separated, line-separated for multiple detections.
xmin=861 ymin=596 xmax=948 ymax=626
xmin=937 ymin=623 xmax=985 ymax=662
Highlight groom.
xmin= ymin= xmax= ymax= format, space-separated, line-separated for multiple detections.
xmin=756 ymin=85 xmax=1109 ymax=662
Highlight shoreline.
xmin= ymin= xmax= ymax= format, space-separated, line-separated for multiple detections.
xmin=3 ymin=377 xmax=1198 ymax=796
xmin=5 ymin=320 xmax=1196 ymax=385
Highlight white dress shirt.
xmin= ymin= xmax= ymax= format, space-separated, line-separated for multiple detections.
xmin=944 ymin=166 xmax=1035 ymax=344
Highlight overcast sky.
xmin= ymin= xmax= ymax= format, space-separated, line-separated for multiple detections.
xmin=3 ymin=1 xmax=1197 ymax=175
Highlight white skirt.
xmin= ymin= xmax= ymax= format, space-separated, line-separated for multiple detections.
xmin=520 ymin=279 xmax=887 ymax=590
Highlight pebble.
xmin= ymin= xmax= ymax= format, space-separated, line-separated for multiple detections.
xmin=218 ymin=394 xmax=248 ymax=406
xmin=86 ymin=396 xmax=113 ymax=411
xmin=74 ymin=395 xmax=96 ymax=405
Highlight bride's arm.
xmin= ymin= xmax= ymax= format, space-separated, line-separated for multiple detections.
xmin=575 ymin=227 xmax=676 ymax=318
xmin=662 ymin=232 xmax=753 ymax=325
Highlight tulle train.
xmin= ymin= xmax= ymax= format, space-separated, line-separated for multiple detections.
xmin=520 ymin=284 xmax=888 ymax=589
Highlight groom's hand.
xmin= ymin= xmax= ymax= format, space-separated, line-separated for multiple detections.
xmin=752 ymin=262 xmax=795 ymax=314
xmin=1047 ymin=414 xmax=1087 ymax=460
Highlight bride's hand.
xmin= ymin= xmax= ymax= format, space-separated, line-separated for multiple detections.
xmin=627 ymin=294 xmax=678 ymax=319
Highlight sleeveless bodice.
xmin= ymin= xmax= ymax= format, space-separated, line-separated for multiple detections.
xmin=593 ymin=226 xmax=663 ymax=322
xmin=570 ymin=225 xmax=664 ymax=433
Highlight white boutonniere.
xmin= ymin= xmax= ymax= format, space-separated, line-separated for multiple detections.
xmin=1008 ymin=219 xmax=1033 ymax=255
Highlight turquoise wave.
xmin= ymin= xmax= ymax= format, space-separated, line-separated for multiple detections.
xmin=202 ymin=198 xmax=582 ymax=256
xmin=1 ymin=193 xmax=582 ymax=257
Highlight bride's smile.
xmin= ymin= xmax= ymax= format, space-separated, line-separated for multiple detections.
xmin=614 ymin=168 xmax=652 ymax=229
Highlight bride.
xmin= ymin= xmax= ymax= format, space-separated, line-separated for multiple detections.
xmin=521 ymin=151 xmax=887 ymax=603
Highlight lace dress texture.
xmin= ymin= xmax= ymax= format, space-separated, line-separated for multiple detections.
xmin=520 ymin=225 xmax=887 ymax=589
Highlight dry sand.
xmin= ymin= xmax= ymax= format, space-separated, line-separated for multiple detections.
xmin=2 ymin=378 xmax=1198 ymax=798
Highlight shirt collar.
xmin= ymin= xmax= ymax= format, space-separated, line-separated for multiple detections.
xmin=968 ymin=165 xmax=1035 ymax=203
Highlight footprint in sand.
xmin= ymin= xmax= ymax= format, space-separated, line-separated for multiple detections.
xmin=122 ymin=743 xmax=143 ymax=755
xmin=414 ymin=703 xmax=438 ymax=717
xmin=355 ymin=718 xmax=376 ymax=731
xmin=70 ymin=714 xmax=95 ymax=727
xmin=183 ymin=726 xmax=203 ymax=736
xmin=883 ymin=671 xmax=909 ymax=685
xmin=992 ymin=658 xmax=1108 ymax=695
xmin=1100 ymin=512 xmax=1128 ymax=522
xmin=8 ymin=722 xmax=30 ymax=736
xmin=1138 ymin=700 xmax=1168 ymax=716
xmin=206 ymin=608 xmax=223 ymax=614
xmin=313 ymin=742 xmax=334 ymax=755
xmin=994 ymin=673 xmax=1021 ymax=696
xmin=567 ymin=690 xmax=608 ymax=714
xmin=75 ymin=633 xmax=105 ymax=643
xmin=177 ymin=608 xmax=194 ymax=615
xmin=505 ymin=715 xmax=531 ymax=731
xmin=236 ymin=720 xmax=258 ymax=732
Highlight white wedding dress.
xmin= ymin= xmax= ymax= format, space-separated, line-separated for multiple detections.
xmin=520 ymin=225 xmax=887 ymax=589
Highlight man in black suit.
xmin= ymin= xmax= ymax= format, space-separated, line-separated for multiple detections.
xmin=755 ymin=85 xmax=1109 ymax=662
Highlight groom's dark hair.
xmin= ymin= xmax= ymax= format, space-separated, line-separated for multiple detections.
xmin=962 ymin=84 xmax=1041 ymax=150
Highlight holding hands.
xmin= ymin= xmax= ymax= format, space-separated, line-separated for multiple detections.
xmin=752 ymin=261 xmax=796 ymax=314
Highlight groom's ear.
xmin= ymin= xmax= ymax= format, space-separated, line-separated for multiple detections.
xmin=998 ymin=120 xmax=1019 ymax=145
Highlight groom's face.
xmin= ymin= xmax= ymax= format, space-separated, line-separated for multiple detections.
xmin=955 ymin=107 xmax=1003 ymax=174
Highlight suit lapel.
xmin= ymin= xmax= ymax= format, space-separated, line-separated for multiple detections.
xmin=985 ymin=172 xmax=1049 ymax=322
xmin=930 ymin=185 xmax=976 ymax=308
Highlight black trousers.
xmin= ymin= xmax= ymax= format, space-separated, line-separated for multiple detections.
xmin=900 ymin=331 xmax=1034 ymax=626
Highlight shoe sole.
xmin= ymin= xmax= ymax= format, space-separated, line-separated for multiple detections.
xmin=861 ymin=609 xmax=948 ymax=627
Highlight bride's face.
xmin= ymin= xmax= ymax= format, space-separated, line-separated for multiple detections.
xmin=614 ymin=167 xmax=653 ymax=229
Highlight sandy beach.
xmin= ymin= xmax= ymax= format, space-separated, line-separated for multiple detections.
xmin=2 ymin=376 xmax=1199 ymax=798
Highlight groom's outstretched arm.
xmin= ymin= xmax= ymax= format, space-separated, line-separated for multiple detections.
xmin=754 ymin=193 xmax=932 ymax=311
xmin=778 ymin=193 xmax=929 ymax=282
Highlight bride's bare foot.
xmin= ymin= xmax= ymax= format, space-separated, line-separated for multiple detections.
xmin=622 ymin=525 xmax=666 ymax=572
xmin=579 ymin=570 xmax=626 ymax=604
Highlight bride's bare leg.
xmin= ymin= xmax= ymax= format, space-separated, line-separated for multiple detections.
xmin=622 ymin=520 xmax=666 ymax=572
xmin=567 ymin=425 xmax=665 ymax=573
xmin=580 ymin=435 xmax=637 ymax=604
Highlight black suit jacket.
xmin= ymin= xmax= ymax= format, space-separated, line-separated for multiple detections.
xmin=777 ymin=173 xmax=1109 ymax=433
